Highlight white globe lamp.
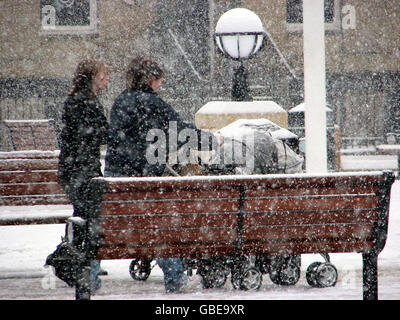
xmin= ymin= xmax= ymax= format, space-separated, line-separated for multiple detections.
xmin=215 ymin=8 xmax=266 ymax=60
xmin=215 ymin=8 xmax=266 ymax=101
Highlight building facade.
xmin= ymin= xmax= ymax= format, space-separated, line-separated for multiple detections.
xmin=0 ymin=0 xmax=399 ymax=150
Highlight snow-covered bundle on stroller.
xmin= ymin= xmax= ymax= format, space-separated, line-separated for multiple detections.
xmin=203 ymin=118 xmax=304 ymax=176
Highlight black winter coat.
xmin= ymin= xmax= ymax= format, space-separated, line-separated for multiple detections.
xmin=105 ymin=86 xmax=215 ymax=177
xmin=58 ymin=91 xmax=109 ymax=187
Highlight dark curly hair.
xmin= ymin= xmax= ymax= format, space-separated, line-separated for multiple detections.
xmin=126 ymin=57 xmax=164 ymax=91
xmin=69 ymin=59 xmax=105 ymax=97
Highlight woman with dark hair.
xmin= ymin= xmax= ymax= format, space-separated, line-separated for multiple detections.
xmin=105 ymin=57 xmax=222 ymax=292
xmin=58 ymin=59 xmax=109 ymax=293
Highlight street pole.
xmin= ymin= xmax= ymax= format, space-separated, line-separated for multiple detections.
xmin=231 ymin=61 xmax=252 ymax=101
xmin=303 ymin=0 xmax=328 ymax=173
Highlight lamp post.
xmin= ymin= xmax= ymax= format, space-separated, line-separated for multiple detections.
xmin=195 ymin=8 xmax=287 ymax=135
xmin=303 ymin=0 xmax=328 ymax=173
xmin=215 ymin=8 xmax=266 ymax=101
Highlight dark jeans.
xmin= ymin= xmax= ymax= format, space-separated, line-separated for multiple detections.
xmin=156 ymin=258 xmax=188 ymax=292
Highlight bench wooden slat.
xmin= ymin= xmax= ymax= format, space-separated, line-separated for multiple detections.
xmin=101 ymin=188 xmax=239 ymax=202
xmin=244 ymin=195 xmax=378 ymax=212
xmin=99 ymin=177 xmax=251 ymax=194
xmin=0 ymin=215 xmax=70 ymax=226
xmin=0 ymin=159 xmax=59 ymax=171
xmin=33 ymin=127 xmax=54 ymax=134
xmin=4 ymin=121 xmax=50 ymax=128
xmin=0 ymin=151 xmax=59 ymax=159
xmin=0 ymin=182 xmax=64 ymax=196
xmin=0 ymin=194 xmax=70 ymax=206
xmin=11 ymin=140 xmax=36 ymax=150
xmin=96 ymin=243 xmax=236 ymax=260
xmin=242 ymin=223 xmax=375 ymax=242
xmin=240 ymin=239 xmax=375 ymax=256
xmin=100 ymin=199 xmax=239 ymax=216
xmin=244 ymin=185 xmax=378 ymax=198
xmin=243 ymin=209 xmax=378 ymax=226
xmin=101 ymin=227 xmax=237 ymax=247
xmin=0 ymin=171 xmax=58 ymax=184
xmin=100 ymin=212 xmax=237 ymax=230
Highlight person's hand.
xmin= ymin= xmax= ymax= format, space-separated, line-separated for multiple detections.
xmin=214 ymin=131 xmax=224 ymax=146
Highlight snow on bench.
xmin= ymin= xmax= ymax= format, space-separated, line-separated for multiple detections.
xmin=0 ymin=205 xmax=72 ymax=226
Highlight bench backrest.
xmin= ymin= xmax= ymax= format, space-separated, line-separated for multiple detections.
xmin=3 ymin=120 xmax=58 ymax=151
xmin=91 ymin=171 xmax=394 ymax=260
xmin=0 ymin=151 xmax=69 ymax=206
xmin=239 ymin=173 xmax=392 ymax=256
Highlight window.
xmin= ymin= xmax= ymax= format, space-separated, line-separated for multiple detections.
xmin=40 ymin=0 xmax=97 ymax=36
xmin=286 ymin=0 xmax=341 ymax=32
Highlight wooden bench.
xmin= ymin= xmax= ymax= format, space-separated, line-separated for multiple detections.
xmin=0 ymin=151 xmax=71 ymax=225
xmin=69 ymin=170 xmax=394 ymax=300
xmin=3 ymin=119 xmax=58 ymax=151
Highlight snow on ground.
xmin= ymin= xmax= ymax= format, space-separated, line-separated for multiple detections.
xmin=0 ymin=157 xmax=399 ymax=300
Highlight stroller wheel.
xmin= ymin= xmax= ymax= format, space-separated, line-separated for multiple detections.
xmin=269 ymin=256 xmax=300 ymax=286
xmin=198 ymin=262 xmax=227 ymax=289
xmin=213 ymin=264 xmax=228 ymax=288
xmin=306 ymin=262 xmax=338 ymax=288
xmin=129 ymin=257 xmax=152 ymax=281
xmin=306 ymin=262 xmax=321 ymax=287
xmin=239 ymin=267 xmax=262 ymax=291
